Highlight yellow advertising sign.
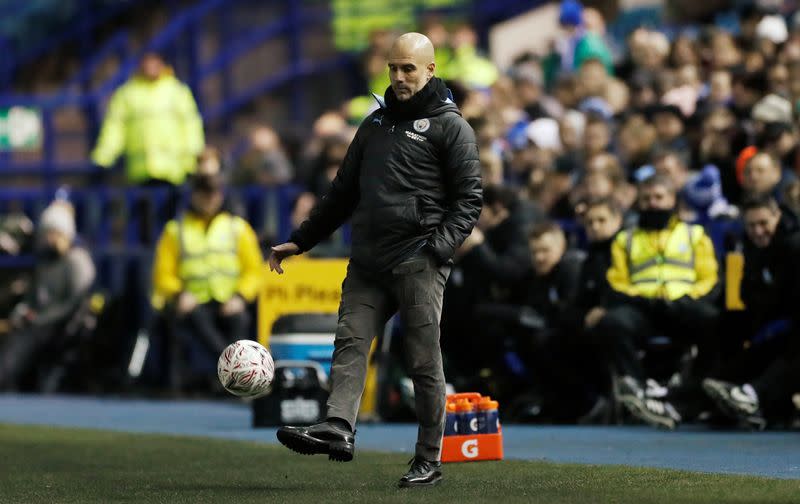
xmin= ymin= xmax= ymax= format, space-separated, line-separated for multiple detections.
xmin=257 ymin=256 xmax=349 ymax=346
xmin=725 ymin=251 xmax=745 ymax=311
xmin=257 ymin=255 xmax=381 ymax=418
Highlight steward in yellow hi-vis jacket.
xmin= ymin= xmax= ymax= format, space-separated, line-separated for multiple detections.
xmin=91 ymin=52 xmax=204 ymax=186
xmin=595 ymin=174 xmax=720 ymax=430
xmin=608 ymin=217 xmax=718 ymax=301
xmin=152 ymin=173 xmax=263 ymax=374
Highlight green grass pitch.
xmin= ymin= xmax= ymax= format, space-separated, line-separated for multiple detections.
xmin=0 ymin=424 xmax=797 ymax=503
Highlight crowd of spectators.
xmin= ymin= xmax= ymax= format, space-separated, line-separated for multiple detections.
xmin=340 ymin=1 xmax=800 ymax=430
xmin=2 ymin=1 xmax=800 ymax=429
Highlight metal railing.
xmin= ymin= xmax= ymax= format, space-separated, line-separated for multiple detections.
xmin=0 ymin=0 xmax=547 ymax=188
xmin=0 ymin=184 xmax=305 ymax=292
xmin=1 ymin=0 xmax=145 ymax=91
xmin=0 ymin=0 xmax=360 ymax=189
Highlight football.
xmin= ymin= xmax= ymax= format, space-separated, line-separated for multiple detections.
xmin=217 ymin=340 xmax=275 ymax=398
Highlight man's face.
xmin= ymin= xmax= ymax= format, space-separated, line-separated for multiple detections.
xmin=191 ymin=189 xmax=224 ymax=218
xmin=777 ymin=130 xmax=797 ymax=157
xmin=638 ymin=183 xmax=676 ymax=211
xmin=584 ymin=121 xmax=610 ymax=155
xmin=559 ymin=120 xmax=580 ymax=151
xmin=583 ymin=205 xmax=622 ymax=243
xmin=388 ymin=47 xmax=434 ymax=101
xmin=732 ymin=82 xmax=758 ymax=108
xmin=768 ymin=65 xmax=789 ymax=96
xmin=529 ymin=231 xmax=565 ymax=276
xmin=655 ymin=155 xmax=688 ymax=190
xmin=43 ymin=229 xmax=70 ymax=256
xmin=744 ymin=207 xmax=781 ymax=248
xmin=578 ymin=61 xmax=607 ymax=97
xmin=632 ymin=85 xmax=657 ymax=108
xmin=425 ymin=23 xmax=448 ymax=47
xmin=744 ymin=156 xmax=781 ymax=195
xmin=515 ymin=80 xmax=541 ymax=106
xmin=653 ymin=113 xmax=683 ymax=141
xmin=140 ymin=54 xmax=164 ymax=81
xmin=710 ymin=71 xmax=732 ymax=102
xmin=584 ymin=173 xmax=613 ymax=199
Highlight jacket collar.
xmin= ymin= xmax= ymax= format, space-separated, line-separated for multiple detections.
xmin=373 ymin=77 xmax=457 ymax=120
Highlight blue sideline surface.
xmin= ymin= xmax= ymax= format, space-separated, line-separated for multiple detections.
xmin=0 ymin=394 xmax=798 ymax=479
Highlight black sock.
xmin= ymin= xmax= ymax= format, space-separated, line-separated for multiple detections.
xmin=326 ymin=416 xmax=353 ymax=432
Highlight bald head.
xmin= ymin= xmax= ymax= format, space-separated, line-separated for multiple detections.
xmin=388 ymin=32 xmax=436 ymax=101
xmin=390 ymin=33 xmax=435 ymax=63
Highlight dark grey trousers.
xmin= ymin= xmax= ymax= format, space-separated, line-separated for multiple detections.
xmin=325 ymin=252 xmax=450 ymax=461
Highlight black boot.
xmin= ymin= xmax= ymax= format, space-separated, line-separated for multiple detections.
xmin=276 ymin=420 xmax=355 ymax=462
xmin=398 ymin=456 xmax=442 ymax=488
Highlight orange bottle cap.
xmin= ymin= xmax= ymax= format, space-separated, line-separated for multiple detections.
xmin=446 ymin=402 xmax=457 ymax=413
xmin=447 ymin=392 xmax=482 ymax=402
xmin=478 ymin=400 xmax=499 ymax=411
xmin=456 ymin=400 xmax=474 ymax=412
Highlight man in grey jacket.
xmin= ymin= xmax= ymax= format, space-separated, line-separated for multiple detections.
xmin=270 ymin=32 xmax=481 ymax=487
xmin=0 ymin=201 xmax=95 ymax=390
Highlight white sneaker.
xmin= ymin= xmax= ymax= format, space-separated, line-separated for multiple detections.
xmin=617 ymin=375 xmax=679 ymax=430
xmin=702 ymin=378 xmax=766 ymax=430
xmin=645 ymin=379 xmax=669 ymax=399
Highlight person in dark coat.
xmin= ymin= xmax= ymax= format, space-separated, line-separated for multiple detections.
xmin=572 ymin=196 xmax=623 ymax=333
xmin=0 ymin=201 xmax=96 ymax=390
xmin=563 ymin=197 xmax=624 ymax=421
xmin=703 ymin=195 xmax=800 ymax=429
xmin=501 ymin=222 xmax=585 ymax=422
xmin=270 ymin=32 xmax=481 ymax=487
xmin=441 ymin=184 xmax=540 ymax=382
xmin=458 ymin=184 xmax=542 ymax=284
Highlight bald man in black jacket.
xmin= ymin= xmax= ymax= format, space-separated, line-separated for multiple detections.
xmin=270 ymin=32 xmax=481 ymax=487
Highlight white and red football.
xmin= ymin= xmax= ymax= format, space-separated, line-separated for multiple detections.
xmin=217 ymin=340 xmax=275 ymax=398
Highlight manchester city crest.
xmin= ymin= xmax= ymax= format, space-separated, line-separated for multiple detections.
xmin=413 ymin=118 xmax=430 ymax=133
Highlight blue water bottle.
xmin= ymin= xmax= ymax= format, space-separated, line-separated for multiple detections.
xmin=478 ymin=399 xmax=500 ymax=434
xmin=444 ymin=401 xmax=458 ymax=436
xmin=476 ymin=397 xmax=489 ymax=433
xmin=456 ymin=400 xmax=478 ymax=435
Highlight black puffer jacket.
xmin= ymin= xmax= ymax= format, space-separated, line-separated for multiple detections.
xmin=514 ymin=250 xmax=585 ymax=328
xmin=574 ymin=237 xmax=615 ymax=314
xmin=290 ymin=78 xmax=482 ymax=272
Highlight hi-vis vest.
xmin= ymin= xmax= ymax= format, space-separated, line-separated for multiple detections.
xmin=621 ymin=221 xmax=703 ymax=300
xmin=178 ymin=213 xmax=241 ymax=304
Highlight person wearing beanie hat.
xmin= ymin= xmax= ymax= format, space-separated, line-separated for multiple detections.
xmin=546 ymin=0 xmax=613 ymax=82
xmin=0 ymin=199 xmax=95 ymax=391
xmin=39 ymin=201 xmax=76 ymax=245
xmin=526 ymin=117 xmax=563 ymax=152
xmin=752 ymin=94 xmax=793 ymax=125
xmin=755 ymin=15 xmax=788 ymax=45
xmin=579 ymin=96 xmax=613 ymax=121
xmin=736 ymin=146 xmax=759 ymax=187
xmin=683 ymin=165 xmax=739 ymax=224
xmin=559 ymin=0 xmax=583 ymax=27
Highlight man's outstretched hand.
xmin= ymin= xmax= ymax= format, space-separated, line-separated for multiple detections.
xmin=269 ymin=242 xmax=301 ymax=274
